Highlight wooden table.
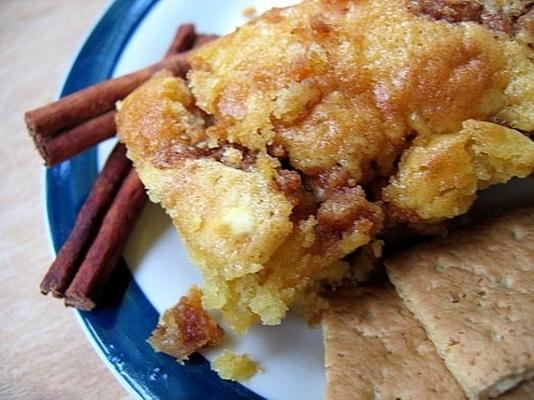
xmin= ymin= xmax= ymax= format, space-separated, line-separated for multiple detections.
xmin=1 ymin=1 xmax=128 ymax=398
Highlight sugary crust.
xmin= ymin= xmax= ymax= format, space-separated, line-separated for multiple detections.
xmin=189 ymin=0 xmax=534 ymax=223
xmin=386 ymin=208 xmax=534 ymax=399
xmin=323 ymin=286 xmax=466 ymax=400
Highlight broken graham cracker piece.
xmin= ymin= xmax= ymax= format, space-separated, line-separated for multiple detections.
xmin=323 ymin=285 xmax=466 ymax=400
xmin=322 ymin=285 xmax=533 ymax=400
xmin=148 ymin=286 xmax=224 ymax=361
xmin=386 ymin=207 xmax=534 ymax=400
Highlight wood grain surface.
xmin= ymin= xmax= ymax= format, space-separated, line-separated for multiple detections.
xmin=0 ymin=1 xmax=128 ymax=398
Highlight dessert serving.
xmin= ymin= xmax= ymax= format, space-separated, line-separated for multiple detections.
xmin=25 ymin=0 xmax=534 ymax=397
xmin=116 ymin=0 xmax=534 ymax=334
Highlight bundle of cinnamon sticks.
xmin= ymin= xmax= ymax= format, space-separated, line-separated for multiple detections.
xmin=26 ymin=24 xmax=216 ymax=310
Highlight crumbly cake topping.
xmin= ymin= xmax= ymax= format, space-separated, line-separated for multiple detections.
xmin=407 ymin=0 xmax=534 ymax=38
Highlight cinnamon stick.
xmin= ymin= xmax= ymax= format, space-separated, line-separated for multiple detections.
xmin=25 ymin=53 xmax=189 ymax=139
xmin=64 ymin=170 xmax=146 ymax=310
xmin=39 ymin=110 xmax=117 ymax=166
xmin=28 ymin=32 xmax=218 ymax=166
xmin=164 ymin=23 xmax=196 ymax=57
xmin=40 ymin=143 xmax=131 ymax=297
xmin=40 ymin=25 xmax=202 ymax=305
xmin=193 ymin=34 xmax=219 ymax=47
xmin=25 ymin=53 xmax=189 ymax=166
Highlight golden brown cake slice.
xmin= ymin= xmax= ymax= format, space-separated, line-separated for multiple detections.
xmin=117 ymin=0 xmax=534 ymax=333
xmin=117 ymin=71 xmax=382 ymax=332
xmin=386 ymin=208 xmax=534 ymax=399
xmin=323 ymin=286 xmax=466 ymax=400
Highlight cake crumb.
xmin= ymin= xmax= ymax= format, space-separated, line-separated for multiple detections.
xmin=148 ymin=286 xmax=224 ymax=361
xmin=242 ymin=6 xmax=257 ymax=20
xmin=221 ymin=147 xmax=243 ymax=166
xmin=212 ymin=349 xmax=260 ymax=381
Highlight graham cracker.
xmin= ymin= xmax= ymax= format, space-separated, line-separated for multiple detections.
xmin=501 ymin=379 xmax=534 ymax=399
xmin=386 ymin=208 xmax=534 ymax=399
xmin=323 ymin=285 xmax=466 ymax=400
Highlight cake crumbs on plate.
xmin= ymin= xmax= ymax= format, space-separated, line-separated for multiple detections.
xmin=212 ymin=349 xmax=261 ymax=381
xmin=148 ymin=286 xmax=224 ymax=361
xmin=242 ymin=6 xmax=257 ymax=20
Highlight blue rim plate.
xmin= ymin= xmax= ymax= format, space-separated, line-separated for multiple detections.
xmin=45 ymin=1 xmax=263 ymax=398
xmin=44 ymin=1 xmax=534 ymax=399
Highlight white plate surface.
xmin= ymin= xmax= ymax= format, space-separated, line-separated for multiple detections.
xmin=101 ymin=1 xmax=323 ymax=400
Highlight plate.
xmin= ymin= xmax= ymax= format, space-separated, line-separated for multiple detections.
xmin=45 ymin=1 xmax=534 ymax=399
xmin=45 ymin=1 xmax=322 ymax=399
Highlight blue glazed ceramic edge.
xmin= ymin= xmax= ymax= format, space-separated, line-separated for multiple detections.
xmin=45 ymin=1 xmax=264 ymax=399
